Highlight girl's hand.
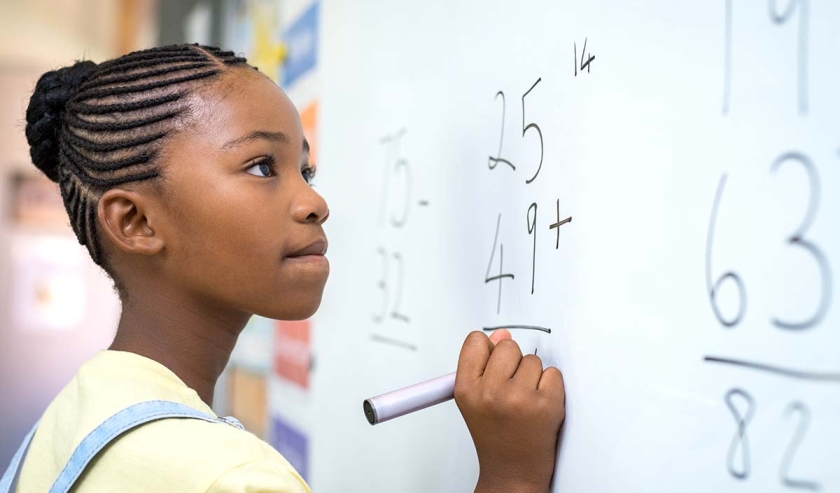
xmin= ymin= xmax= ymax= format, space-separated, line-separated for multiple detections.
xmin=454 ymin=330 xmax=566 ymax=493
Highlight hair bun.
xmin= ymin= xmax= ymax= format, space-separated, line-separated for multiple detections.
xmin=25 ymin=60 xmax=98 ymax=182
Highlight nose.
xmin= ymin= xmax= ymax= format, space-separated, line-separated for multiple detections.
xmin=291 ymin=182 xmax=329 ymax=225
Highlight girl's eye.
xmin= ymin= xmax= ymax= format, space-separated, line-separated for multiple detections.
xmin=301 ymin=166 xmax=316 ymax=185
xmin=245 ymin=157 xmax=276 ymax=177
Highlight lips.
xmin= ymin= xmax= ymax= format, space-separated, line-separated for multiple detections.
xmin=286 ymin=238 xmax=328 ymax=258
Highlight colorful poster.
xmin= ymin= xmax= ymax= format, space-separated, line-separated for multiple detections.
xmin=282 ymin=1 xmax=319 ymax=88
xmin=270 ymin=415 xmax=309 ymax=481
xmin=273 ymin=319 xmax=311 ymax=389
xmin=225 ymin=0 xmax=286 ymax=84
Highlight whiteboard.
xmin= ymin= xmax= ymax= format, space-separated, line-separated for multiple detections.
xmin=308 ymin=1 xmax=840 ymax=491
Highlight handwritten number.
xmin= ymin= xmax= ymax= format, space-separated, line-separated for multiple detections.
xmin=768 ymin=0 xmax=809 ymax=114
xmin=574 ymin=38 xmax=595 ymax=76
xmin=489 ymin=79 xmax=544 ymax=183
xmin=489 ymin=91 xmax=515 ymax=171
xmin=390 ymin=252 xmax=410 ymax=323
xmin=770 ymin=153 xmax=830 ymax=330
xmin=527 ymin=203 xmax=538 ymax=294
xmin=725 ymin=388 xmax=755 ymax=480
xmin=372 ymin=247 xmax=389 ymax=323
xmin=378 ymin=129 xmax=410 ymax=227
xmin=373 ymin=248 xmax=409 ymax=324
xmin=720 ymin=394 xmax=822 ymax=487
xmin=723 ymin=0 xmax=809 ymax=114
xmin=485 ymin=214 xmax=515 ymax=314
xmin=391 ymin=157 xmax=412 ymax=228
xmin=706 ymin=174 xmax=747 ymax=327
xmin=522 ymin=78 xmax=544 ymax=184
xmin=779 ymin=402 xmax=820 ymax=490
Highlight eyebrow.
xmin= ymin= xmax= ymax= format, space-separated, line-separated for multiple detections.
xmin=303 ymin=138 xmax=310 ymax=154
xmin=221 ymin=130 xmax=289 ymax=149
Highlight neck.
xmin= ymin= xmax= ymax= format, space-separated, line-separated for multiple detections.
xmin=109 ymin=287 xmax=250 ymax=406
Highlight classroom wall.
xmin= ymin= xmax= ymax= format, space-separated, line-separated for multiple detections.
xmin=0 ymin=0 xmax=157 ymax=466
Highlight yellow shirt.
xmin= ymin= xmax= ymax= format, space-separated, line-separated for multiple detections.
xmin=16 ymin=350 xmax=310 ymax=493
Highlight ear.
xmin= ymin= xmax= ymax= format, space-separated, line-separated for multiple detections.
xmin=97 ymin=188 xmax=165 ymax=256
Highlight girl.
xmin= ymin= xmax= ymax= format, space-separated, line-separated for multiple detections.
xmin=2 ymin=44 xmax=565 ymax=493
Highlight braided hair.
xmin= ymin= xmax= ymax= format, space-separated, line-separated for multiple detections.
xmin=25 ymin=44 xmax=252 ymax=279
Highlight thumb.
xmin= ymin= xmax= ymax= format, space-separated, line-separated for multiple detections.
xmin=488 ymin=328 xmax=512 ymax=346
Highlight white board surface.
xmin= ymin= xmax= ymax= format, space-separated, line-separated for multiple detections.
xmin=309 ymin=1 xmax=840 ymax=491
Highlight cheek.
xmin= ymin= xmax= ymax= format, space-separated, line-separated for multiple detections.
xmin=167 ymin=178 xmax=287 ymax=288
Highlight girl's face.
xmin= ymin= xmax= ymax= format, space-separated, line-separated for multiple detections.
xmin=147 ymin=68 xmax=329 ymax=320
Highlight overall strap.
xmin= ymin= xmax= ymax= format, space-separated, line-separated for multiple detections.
xmin=0 ymin=422 xmax=39 ymax=493
xmin=0 ymin=400 xmax=243 ymax=493
xmin=48 ymin=400 xmax=241 ymax=493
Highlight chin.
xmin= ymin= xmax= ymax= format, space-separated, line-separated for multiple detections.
xmin=259 ymin=291 xmax=323 ymax=321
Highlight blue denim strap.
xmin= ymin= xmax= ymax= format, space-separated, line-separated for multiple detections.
xmin=47 ymin=400 xmax=239 ymax=493
xmin=0 ymin=422 xmax=39 ymax=493
xmin=0 ymin=400 xmax=243 ymax=493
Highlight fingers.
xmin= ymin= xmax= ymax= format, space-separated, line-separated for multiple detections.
xmin=456 ymin=331 xmax=495 ymax=382
xmin=538 ymin=366 xmax=566 ymax=402
xmin=483 ymin=339 xmax=523 ymax=381
xmin=457 ymin=330 xmax=559 ymax=396
xmin=488 ymin=329 xmax=511 ymax=345
xmin=513 ymin=354 xmax=543 ymax=389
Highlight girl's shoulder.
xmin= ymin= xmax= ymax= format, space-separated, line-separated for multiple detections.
xmin=16 ymin=351 xmax=308 ymax=492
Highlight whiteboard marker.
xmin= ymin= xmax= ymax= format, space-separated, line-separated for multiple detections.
xmin=363 ymin=372 xmax=456 ymax=425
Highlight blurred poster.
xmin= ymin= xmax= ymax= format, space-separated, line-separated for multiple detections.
xmin=10 ymin=234 xmax=85 ymax=332
xmin=225 ymin=0 xmax=286 ymax=84
xmin=282 ymin=1 xmax=318 ymax=88
xmin=228 ymin=367 xmax=268 ymax=437
xmin=273 ymin=319 xmax=310 ymax=389
xmin=270 ymin=414 xmax=309 ymax=481
xmin=283 ymin=1 xmax=320 ymax=87
xmin=11 ymin=173 xmax=67 ymax=229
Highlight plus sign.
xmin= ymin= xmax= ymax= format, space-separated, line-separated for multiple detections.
xmin=549 ymin=199 xmax=572 ymax=249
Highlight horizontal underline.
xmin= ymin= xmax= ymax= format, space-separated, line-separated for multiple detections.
xmin=704 ymin=356 xmax=840 ymax=382
xmin=483 ymin=325 xmax=552 ymax=334
xmin=370 ymin=333 xmax=418 ymax=351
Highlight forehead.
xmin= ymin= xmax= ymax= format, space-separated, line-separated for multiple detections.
xmin=186 ymin=68 xmax=303 ymax=149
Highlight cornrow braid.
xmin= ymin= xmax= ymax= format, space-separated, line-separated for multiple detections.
xmin=81 ymin=61 xmax=215 ymax=89
xmin=67 ymin=93 xmax=182 ymax=115
xmin=25 ymin=44 xmax=253 ymax=275
xmin=92 ymin=55 xmax=211 ymax=79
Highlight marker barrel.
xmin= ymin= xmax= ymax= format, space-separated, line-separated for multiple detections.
xmin=363 ymin=372 xmax=456 ymax=425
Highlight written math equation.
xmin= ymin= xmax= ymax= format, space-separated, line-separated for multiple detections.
xmin=707 ymin=1 xmax=838 ymax=488
xmin=368 ymin=129 xmax=429 ymax=352
xmin=705 ymin=153 xmax=837 ymax=489
xmin=480 ymin=36 xmax=595 ymax=349
xmin=482 ymin=76 xmax=576 ymax=341
xmin=365 ymin=39 xmax=595 ymax=352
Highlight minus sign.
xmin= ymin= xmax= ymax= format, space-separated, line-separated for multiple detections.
xmin=371 ymin=333 xmax=418 ymax=351
xmin=483 ymin=325 xmax=552 ymax=334
xmin=418 ymin=200 xmax=430 ymax=206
